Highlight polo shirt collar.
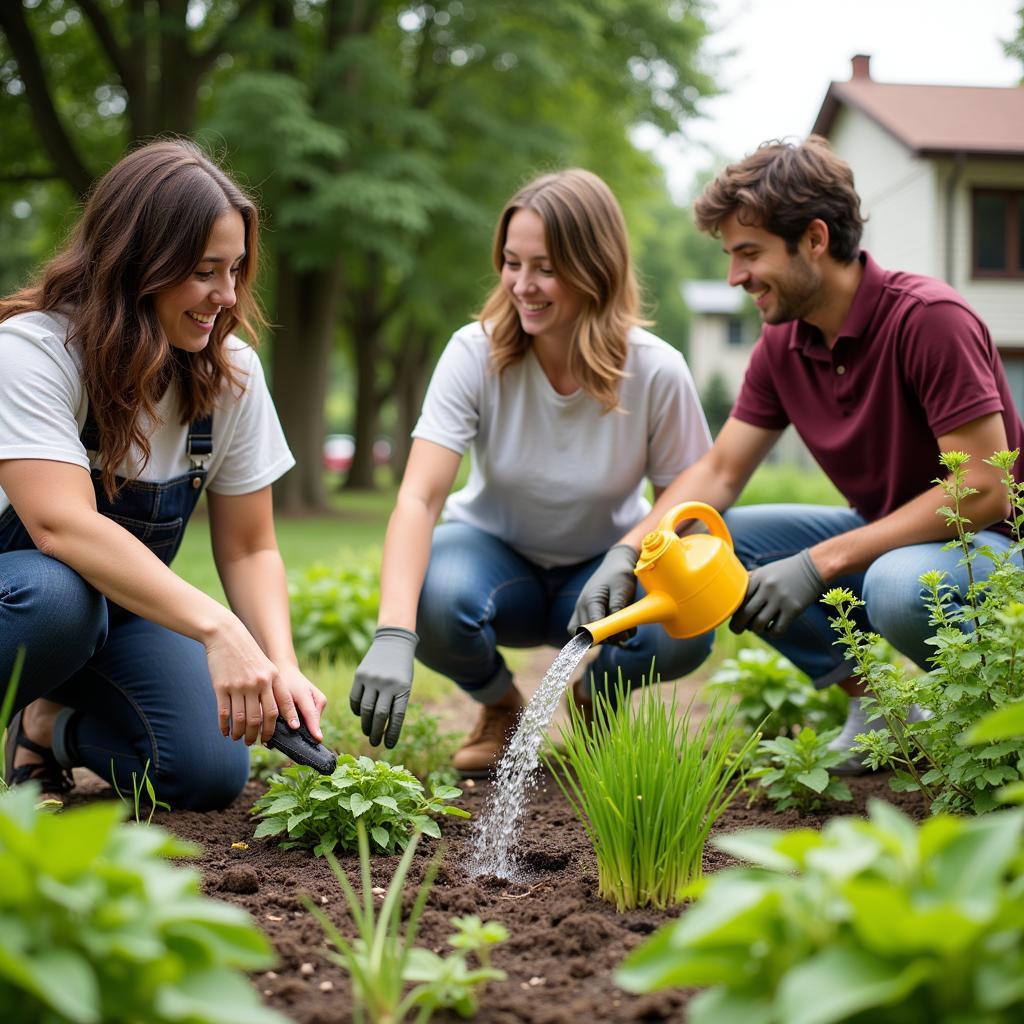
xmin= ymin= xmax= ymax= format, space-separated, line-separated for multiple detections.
xmin=789 ymin=251 xmax=883 ymax=353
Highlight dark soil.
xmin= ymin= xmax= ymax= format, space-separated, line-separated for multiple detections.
xmin=138 ymin=767 xmax=924 ymax=1024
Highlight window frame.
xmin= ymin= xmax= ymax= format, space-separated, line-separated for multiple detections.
xmin=971 ymin=188 xmax=1024 ymax=280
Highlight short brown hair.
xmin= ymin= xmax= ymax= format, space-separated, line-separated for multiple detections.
xmin=693 ymin=136 xmax=865 ymax=262
xmin=477 ymin=168 xmax=648 ymax=413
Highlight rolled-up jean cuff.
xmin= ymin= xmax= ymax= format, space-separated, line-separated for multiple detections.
xmin=812 ymin=658 xmax=858 ymax=691
xmin=51 ymin=707 xmax=80 ymax=769
xmin=464 ymin=663 xmax=514 ymax=706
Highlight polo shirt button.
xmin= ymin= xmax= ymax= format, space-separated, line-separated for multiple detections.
xmin=836 ymin=365 xmax=846 ymax=375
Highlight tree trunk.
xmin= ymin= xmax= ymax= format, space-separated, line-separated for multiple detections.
xmin=390 ymin=325 xmax=433 ymax=478
xmin=271 ymin=253 xmax=343 ymax=512
xmin=344 ymin=312 xmax=382 ymax=490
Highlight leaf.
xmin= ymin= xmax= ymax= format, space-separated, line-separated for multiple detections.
xmin=796 ymin=769 xmax=829 ymax=794
xmin=350 ymin=794 xmax=372 ymax=817
xmin=777 ymin=946 xmax=931 ymax=1024
xmin=370 ymin=826 xmax=389 ymax=848
xmin=966 ymin=702 xmax=1024 ymax=743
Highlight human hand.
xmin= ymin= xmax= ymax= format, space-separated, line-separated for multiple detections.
xmin=349 ymin=626 xmax=418 ymax=748
xmin=729 ymin=549 xmax=825 ymax=638
xmin=567 ymin=544 xmax=640 ymax=642
xmin=205 ymin=618 xmax=285 ymax=746
xmin=274 ymin=663 xmax=328 ymax=741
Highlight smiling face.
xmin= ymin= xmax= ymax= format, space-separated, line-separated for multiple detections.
xmin=720 ymin=211 xmax=822 ymax=325
xmin=500 ymin=208 xmax=583 ymax=347
xmin=153 ymin=209 xmax=245 ymax=352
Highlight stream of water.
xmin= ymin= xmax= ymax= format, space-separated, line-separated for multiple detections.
xmin=468 ymin=631 xmax=593 ymax=880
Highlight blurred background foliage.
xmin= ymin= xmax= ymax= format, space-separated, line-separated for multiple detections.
xmin=0 ymin=0 xmax=731 ymax=511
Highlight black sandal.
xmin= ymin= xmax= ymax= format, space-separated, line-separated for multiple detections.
xmin=4 ymin=710 xmax=74 ymax=803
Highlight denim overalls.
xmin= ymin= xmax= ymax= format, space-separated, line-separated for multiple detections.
xmin=0 ymin=409 xmax=250 ymax=809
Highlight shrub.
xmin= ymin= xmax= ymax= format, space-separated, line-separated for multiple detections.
xmin=750 ymin=726 xmax=853 ymax=812
xmin=288 ymin=561 xmax=379 ymax=663
xmin=546 ymin=679 xmax=759 ymax=911
xmin=251 ymin=755 xmax=468 ymax=856
xmin=823 ymin=450 xmax=1024 ymax=814
xmin=705 ymin=645 xmax=849 ymax=739
xmin=0 ymin=784 xmax=285 ymax=1024
xmin=616 ymin=800 xmax=1024 ymax=1024
xmin=308 ymin=823 xmax=506 ymax=1024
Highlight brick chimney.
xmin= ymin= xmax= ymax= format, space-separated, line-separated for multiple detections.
xmin=851 ymin=54 xmax=872 ymax=81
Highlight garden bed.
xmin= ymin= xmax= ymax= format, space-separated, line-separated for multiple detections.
xmin=149 ymin=767 xmax=925 ymax=1024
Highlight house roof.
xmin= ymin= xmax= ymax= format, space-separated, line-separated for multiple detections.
xmin=813 ymin=56 xmax=1024 ymax=157
xmin=682 ymin=281 xmax=744 ymax=315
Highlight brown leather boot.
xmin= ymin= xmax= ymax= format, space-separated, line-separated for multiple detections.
xmin=452 ymin=691 xmax=525 ymax=777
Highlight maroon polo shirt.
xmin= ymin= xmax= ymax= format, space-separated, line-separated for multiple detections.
xmin=732 ymin=252 xmax=1024 ymax=529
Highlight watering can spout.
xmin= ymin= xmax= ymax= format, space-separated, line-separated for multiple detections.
xmin=578 ymin=590 xmax=677 ymax=645
xmin=579 ymin=502 xmax=749 ymax=644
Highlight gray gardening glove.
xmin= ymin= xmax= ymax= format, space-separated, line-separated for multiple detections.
xmin=350 ymin=626 xmax=418 ymax=748
xmin=568 ymin=544 xmax=640 ymax=643
xmin=729 ymin=549 xmax=825 ymax=638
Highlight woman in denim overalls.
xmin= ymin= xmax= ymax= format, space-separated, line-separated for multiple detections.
xmin=0 ymin=140 xmax=326 ymax=808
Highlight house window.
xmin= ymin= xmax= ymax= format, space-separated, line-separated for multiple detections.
xmin=972 ymin=190 xmax=1024 ymax=278
xmin=726 ymin=316 xmax=744 ymax=346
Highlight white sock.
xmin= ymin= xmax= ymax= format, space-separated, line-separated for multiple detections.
xmin=827 ymin=696 xmax=882 ymax=750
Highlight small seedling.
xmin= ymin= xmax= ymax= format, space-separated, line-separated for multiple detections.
xmin=307 ymin=822 xmax=506 ymax=1024
xmin=750 ymin=727 xmax=853 ymax=811
xmin=110 ymin=757 xmax=171 ymax=825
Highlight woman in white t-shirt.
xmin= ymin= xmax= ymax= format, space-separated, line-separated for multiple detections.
xmin=0 ymin=140 xmax=327 ymax=807
xmin=350 ymin=169 xmax=713 ymax=775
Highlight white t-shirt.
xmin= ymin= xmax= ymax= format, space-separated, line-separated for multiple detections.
xmin=412 ymin=322 xmax=711 ymax=567
xmin=0 ymin=310 xmax=294 ymax=516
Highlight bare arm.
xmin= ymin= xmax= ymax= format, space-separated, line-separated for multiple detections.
xmin=621 ymin=417 xmax=782 ymax=547
xmin=208 ymin=487 xmax=327 ymax=737
xmin=377 ymin=438 xmax=463 ymax=630
xmin=0 ymin=459 xmax=289 ymax=745
xmin=809 ymin=412 xmax=1010 ymax=579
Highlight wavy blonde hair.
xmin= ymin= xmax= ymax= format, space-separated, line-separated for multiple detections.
xmin=477 ymin=168 xmax=648 ymax=412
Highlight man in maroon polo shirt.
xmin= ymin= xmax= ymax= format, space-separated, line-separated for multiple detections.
xmin=570 ymin=136 xmax=1024 ymax=771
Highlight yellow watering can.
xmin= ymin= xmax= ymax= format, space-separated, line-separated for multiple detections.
xmin=581 ymin=502 xmax=748 ymax=643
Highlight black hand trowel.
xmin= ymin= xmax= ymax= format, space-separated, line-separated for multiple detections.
xmin=267 ymin=714 xmax=337 ymax=775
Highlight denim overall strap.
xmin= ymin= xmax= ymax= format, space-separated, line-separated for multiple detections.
xmin=0 ymin=411 xmax=214 ymax=568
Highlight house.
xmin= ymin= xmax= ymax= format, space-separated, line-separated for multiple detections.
xmin=813 ymin=54 xmax=1024 ymax=412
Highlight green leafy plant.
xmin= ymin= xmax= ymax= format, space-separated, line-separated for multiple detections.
xmin=288 ymin=560 xmax=380 ymax=663
xmin=822 ymin=449 xmax=1024 ymax=814
xmin=750 ymin=726 xmax=854 ymax=811
xmin=252 ymin=754 xmax=469 ymax=856
xmin=109 ymin=757 xmax=170 ymax=825
xmin=967 ymin=700 xmax=1024 ymax=803
xmin=307 ymin=823 xmax=506 ymax=1024
xmin=705 ymin=644 xmax=849 ymax=739
xmin=0 ymin=783 xmax=286 ymax=1024
xmin=546 ymin=677 xmax=759 ymax=911
xmin=616 ymin=800 xmax=1024 ymax=1024
xmin=320 ymin=704 xmax=462 ymax=789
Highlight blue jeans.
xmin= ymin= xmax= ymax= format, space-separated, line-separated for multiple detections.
xmin=723 ymin=504 xmax=1014 ymax=687
xmin=416 ymin=522 xmax=713 ymax=705
xmin=0 ymin=549 xmax=248 ymax=810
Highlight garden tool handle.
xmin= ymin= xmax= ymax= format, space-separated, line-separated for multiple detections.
xmin=658 ymin=501 xmax=733 ymax=549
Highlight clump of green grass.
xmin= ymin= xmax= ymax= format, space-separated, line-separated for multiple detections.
xmin=546 ymin=679 xmax=759 ymax=911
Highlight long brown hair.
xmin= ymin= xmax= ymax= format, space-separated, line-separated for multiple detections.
xmin=693 ymin=136 xmax=865 ymax=262
xmin=477 ymin=168 xmax=648 ymax=412
xmin=0 ymin=139 xmax=266 ymax=498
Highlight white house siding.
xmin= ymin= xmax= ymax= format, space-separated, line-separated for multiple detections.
xmin=829 ymin=106 xmax=937 ymax=276
xmin=946 ymin=157 xmax=1024 ymax=348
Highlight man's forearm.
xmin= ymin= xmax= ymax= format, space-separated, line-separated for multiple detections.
xmin=810 ymin=477 xmax=1009 ymax=580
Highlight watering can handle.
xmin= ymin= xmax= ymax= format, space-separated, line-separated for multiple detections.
xmin=657 ymin=501 xmax=733 ymax=551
